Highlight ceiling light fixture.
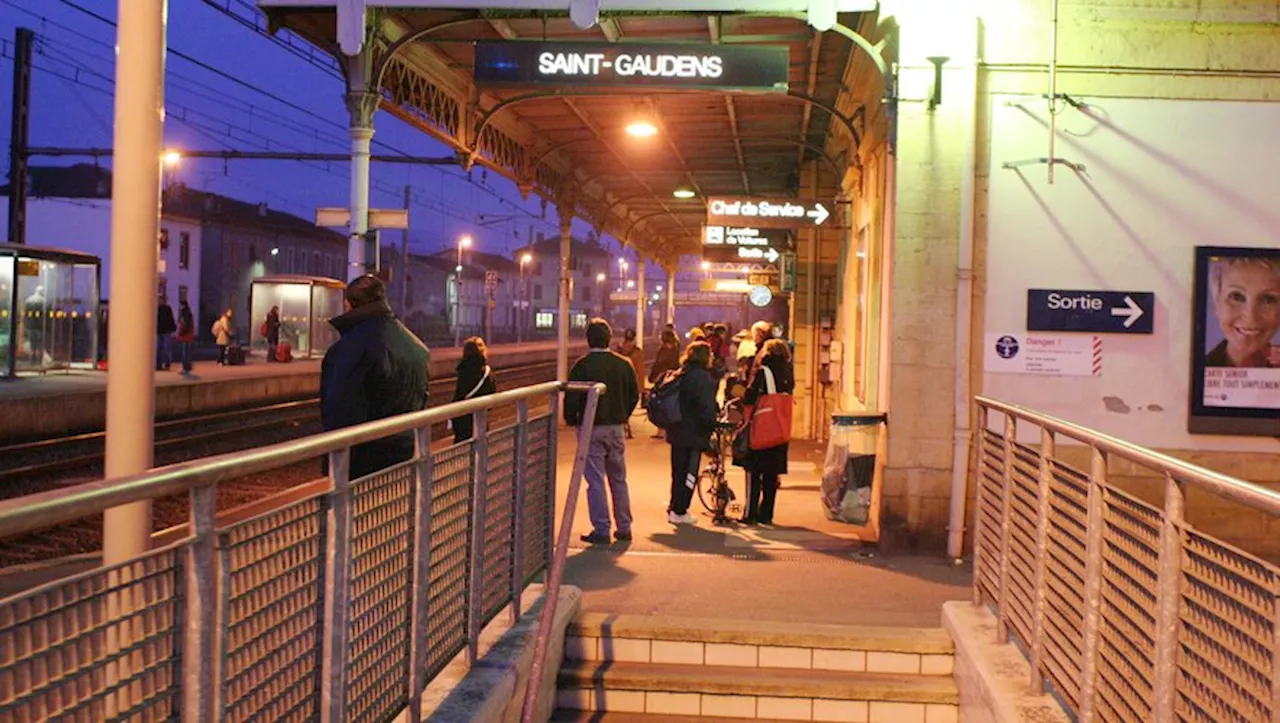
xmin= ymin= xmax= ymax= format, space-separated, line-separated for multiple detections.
xmin=625 ymin=120 xmax=658 ymax=138
xmin=672 ymin=186 xmax=696 ymax=199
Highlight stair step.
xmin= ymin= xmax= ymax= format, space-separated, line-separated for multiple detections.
xmin=568 ymin=613 xmax=953 ymax=655
xmin=550 ymin=711 xmax=794 ymax=722
xmin=557 ymin=660 xmax=959 ymax=706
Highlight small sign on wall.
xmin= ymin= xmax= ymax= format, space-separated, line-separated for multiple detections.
xmin=985 ymin=333 xmax=1102 ymax=377
xmin=1026 ymin=289 xmax=1154 ymax=334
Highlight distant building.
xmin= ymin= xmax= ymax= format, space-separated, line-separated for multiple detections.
xmin=512 ymin=232 xmax=613 ymax=335
xmin=164 ymin=186 xmax=347 ymax=342
xmin=0 ymin=164 xmax=204 ymax=332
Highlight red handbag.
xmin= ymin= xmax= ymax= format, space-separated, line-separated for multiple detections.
xmin=749 ymin=365 xmax=792 ymax=450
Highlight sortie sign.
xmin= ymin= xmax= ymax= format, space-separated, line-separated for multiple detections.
xmin=473 ymin=41 xmax=789 ymax=92
xmin=706 ymin=197 xmax=831 ymax=229
xmin=1026 ymin=289 xmax=1155 ymax=334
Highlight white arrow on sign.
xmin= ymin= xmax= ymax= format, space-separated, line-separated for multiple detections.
xmin=764 ymin=247 xmax=780 ymax=263
xmin=807 ymin=203 xmax=830 ymax=226
xmin=1110 ymin=295 xmax=1145 ymax=328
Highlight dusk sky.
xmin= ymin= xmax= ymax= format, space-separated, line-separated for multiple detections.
xmin=0 ymin=0 xmax=627 ymax=260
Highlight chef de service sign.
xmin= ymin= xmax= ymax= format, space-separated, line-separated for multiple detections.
xmin=473 ymin=41 xmax=789 ymax=92
xmin=984 ymin=333 xmax=1102 ymax=377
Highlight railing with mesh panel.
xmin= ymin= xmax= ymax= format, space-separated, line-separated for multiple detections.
xmin=0 ymin=381 xmax=601 ymax=723
xmin=973 ymin=397 xmax=1280 ymax=723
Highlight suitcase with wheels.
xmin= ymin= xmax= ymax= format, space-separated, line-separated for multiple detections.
xmin=226 ymin=343 xmax=247 ymax=366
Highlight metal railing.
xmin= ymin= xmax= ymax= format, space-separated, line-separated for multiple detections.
xmin=0 ymin=381 xmax=603 ymax=723
xmin=973 ymin=397 xmax=1280 ymax=723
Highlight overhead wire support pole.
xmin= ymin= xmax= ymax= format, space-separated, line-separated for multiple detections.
xmin=7 ymin=27 xmax=33 ymax=246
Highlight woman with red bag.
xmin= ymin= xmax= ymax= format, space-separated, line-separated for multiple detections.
xmin=740 ymin=337 xmax=794 ymax=526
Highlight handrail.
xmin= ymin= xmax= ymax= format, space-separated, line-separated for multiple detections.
xmin=975 ymin=396 xmax=1280 ymax=515
xmin=520 ymin=384 xmax=602 ymax=723
xmin=0 ymin=381 xmax=574 ymax=539
xmin=972 ymin=396 xmax=1280 ymax=722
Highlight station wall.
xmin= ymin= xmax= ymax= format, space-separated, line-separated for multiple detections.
xmin=983 ymin=96 xmax=1280 ymax=452
xmin=869 ymin=0 xmax=1280 ymax=549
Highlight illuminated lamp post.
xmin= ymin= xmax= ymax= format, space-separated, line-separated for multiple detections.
xmin=454 ymin=234 xmax=471 ymax=348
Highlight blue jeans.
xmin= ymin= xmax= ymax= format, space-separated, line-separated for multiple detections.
xmin=156 ymin=334 xmax=172 ymax=369
xmin=179 ymin=341 xmax=192 ymax=373
xmin=583 ymin=425 xmax=631 ymax=536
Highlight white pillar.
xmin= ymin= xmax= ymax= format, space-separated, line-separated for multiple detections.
xmin=344 ymin=42 xmax=377 ymax=281
xmin=635 ymin=262 xmax=645 ymax=342
xmin=102 ymin=0 xmax=165 ymax=564
xmin=348 ymin=126 xmax=373 ymax=279
xmin=556 ymin=208 xmax=573 ymax=382
xmin=666 ymin=268 xmax=676 ymax=326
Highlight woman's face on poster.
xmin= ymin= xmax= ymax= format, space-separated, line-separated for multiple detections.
xmin=1213 ymin=261 xmax=1280 ymax=364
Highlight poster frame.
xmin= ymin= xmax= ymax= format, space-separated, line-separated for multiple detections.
xmin=1188 ymin=245 xmax=1280 ymax=436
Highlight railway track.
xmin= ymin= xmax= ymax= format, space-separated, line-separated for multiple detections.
xmin=0 ymin=360 xmax=560 ymax=569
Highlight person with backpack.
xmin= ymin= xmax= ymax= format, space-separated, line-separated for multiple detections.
xmin=658 ymin=341 xmax=719 ymax=525
xmin=451 ymin=336 xmax=497 ymax=443
xmin=647 ymin=329 xmax=682 ymax=440
xmin=211 ymin=308 xmax=234 ymax=365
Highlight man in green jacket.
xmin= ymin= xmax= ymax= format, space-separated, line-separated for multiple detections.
xmin=564 ymin=318 xmax=640 ymax=544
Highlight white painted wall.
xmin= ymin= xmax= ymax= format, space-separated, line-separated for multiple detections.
xmin=983 ymin=95 xmax=1280 ymax=451
xmin=0 ymin=197 xmax=202 ymax=319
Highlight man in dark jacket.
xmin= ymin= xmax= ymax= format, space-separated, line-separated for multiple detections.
xmin=564 ymin=318 xmax=640 ymax=544
xmin=156 ymin=296 xmax=177 ymax=371
xmin=320 ymin=274 xmax=431 ymax=480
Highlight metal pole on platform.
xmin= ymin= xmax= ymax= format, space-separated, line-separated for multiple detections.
xmin=102 ymin=0 xmax=166 ymax=565
xmin=344 ymin=43 xmax=377 ymax=281
xmin=556 ymin=205 xmax=573 ymax=383
xmin=635 ymin=262 xmax=645 ymax=343
xmin=666 ymin=268 xmax=676 ymax=327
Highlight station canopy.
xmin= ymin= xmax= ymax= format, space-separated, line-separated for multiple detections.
xmin=262 ymin=7 xmax=872 ymax=266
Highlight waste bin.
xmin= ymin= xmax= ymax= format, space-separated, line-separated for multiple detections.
xmin=820 ymin=413 xmax=887 ymax=524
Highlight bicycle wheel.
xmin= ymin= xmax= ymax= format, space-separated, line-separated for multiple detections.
xmin=695 ymin=466 xmax=718 ymax=513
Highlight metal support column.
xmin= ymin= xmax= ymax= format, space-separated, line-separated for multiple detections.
xmin=666 ymin=268 xmax=676 ymax=326
xmin=635 ymin=262 xmax=645 ymax=343
xmin=556 ymin=202 xmax=573 ymax=384
xmin=344 ymin=41 xmax=378 ymax=281
xmin=6 ymin=27 xmax=33 ymax=246
xmin=399 ymin=184 xmax=411 ymax=312
xmin=103 ymin=0 xmax=166 ymax=565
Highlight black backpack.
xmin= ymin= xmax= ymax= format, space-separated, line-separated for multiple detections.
xmin=646 ymin=369 xmax=685 ymax=429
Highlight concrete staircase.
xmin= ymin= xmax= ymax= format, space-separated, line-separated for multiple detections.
xmin=551 ymin=613 xmax=959 ymax=722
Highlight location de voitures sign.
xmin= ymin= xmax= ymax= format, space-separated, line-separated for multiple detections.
xmin=702 ymin=225 xmax=790 ymax=264
xmin=473 ymin=41 xmax=789 ymax=92
xmin=706 ymin=197 xmax=831 ymax=229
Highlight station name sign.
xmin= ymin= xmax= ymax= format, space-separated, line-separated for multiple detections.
xmin=474 ymin=41 xmax=789 ymax=92
xmin=706 ymin=197 xmax=831 ymax=229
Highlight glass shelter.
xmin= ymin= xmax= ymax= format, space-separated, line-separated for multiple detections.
xmin=0 ymin=244 xmax=102 ymax=378
xmin=248 ymin=275 xmax=345 ymax=359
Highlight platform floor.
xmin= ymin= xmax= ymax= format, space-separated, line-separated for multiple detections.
xmin=555 ymin=415 xmax=972 ymax=628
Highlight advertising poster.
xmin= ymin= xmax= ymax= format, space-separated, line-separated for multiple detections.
xmin=1190 ymin=246 xmax=1280 ymax=435
xmin=984 ymin=333 xmax=1101 ymax=377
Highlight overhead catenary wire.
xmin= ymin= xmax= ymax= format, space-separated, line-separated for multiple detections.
xmin=4 ymin=7 xmax=575 ymax=250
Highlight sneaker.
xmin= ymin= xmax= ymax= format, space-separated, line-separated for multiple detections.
xmin=615 ymin=530 xmax=632 ymax=541
xmin=580 ymin=532 xmax=612 ymax=545
xmin=668 ymin=511 xmax=696 ymax=525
